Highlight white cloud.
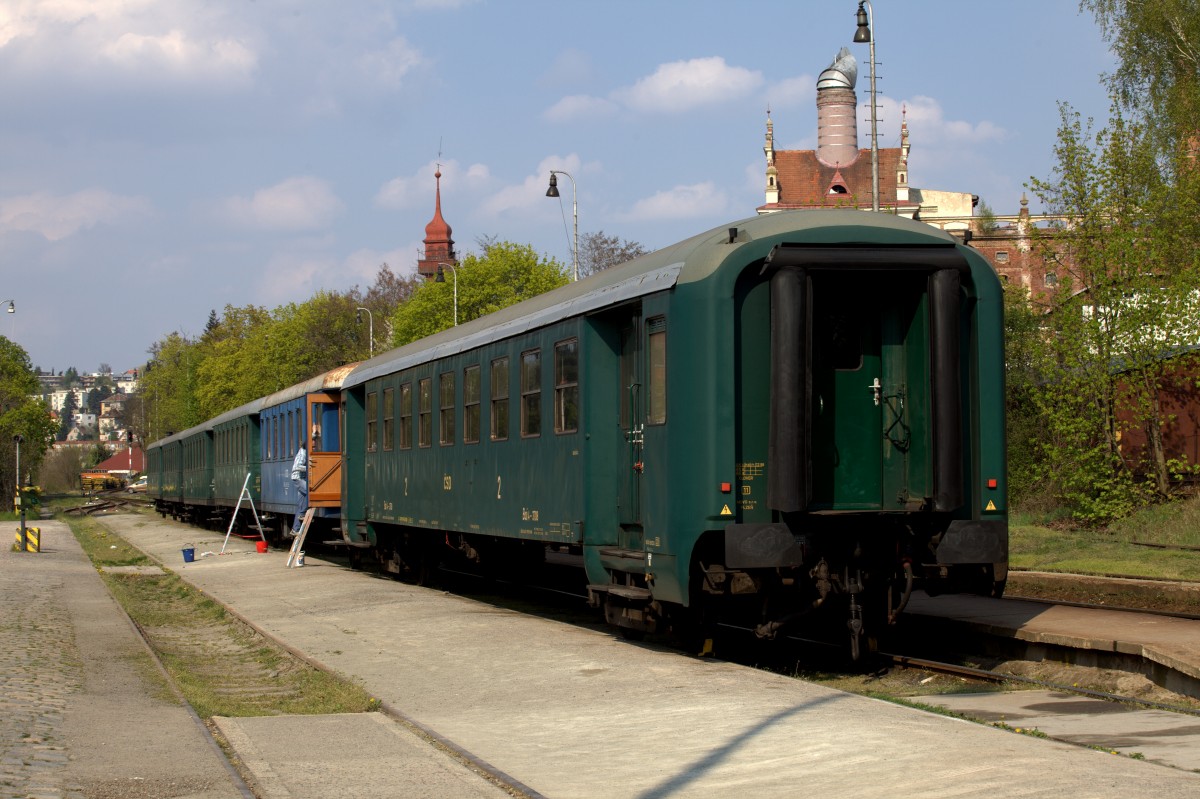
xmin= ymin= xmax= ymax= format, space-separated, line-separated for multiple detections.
xmin=0 ymin=188 xmax=150 ymax=241
xmin=1 ymin=1 xmax=258 ymax=84
xmin=478 ymin=155 xmax=583 ymax=218
xmin=102 ymin=28 xmax=257 ymax=79
xmin=222 ymin=177 xmax=343 ymax=231
xmin=611 ymin=57 xmax=763 ymax=114
xmin=543 ymin=94 xmax=619 ymax=122
xmin=356 ymin=36 xmax=424 ymax=89
xmin=887 ymin=95 xmax=1007 ymax=146
xmin=625 ymin=182 xmax=727 ymax=221
xmin=375 ymin=160 xmax=490 ymax=211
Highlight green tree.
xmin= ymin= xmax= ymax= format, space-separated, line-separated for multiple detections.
xmin=0 ymin=336 xmax=58 ymax=500
xmin=85 ymin=387 xmax=105 ymax=416
xmin=58 ymin=389 xmax=79 ymax=441
xmin=975 ymin=201 xmax=1000 ymax=236
xmin=1083 ymin=0 xmax=1200 ymax=163
xmin=579 ymin=231 xmax=649 ymax=277
xmin=360 ymin=262 xmax=422 ymax=346
xmin=140 ymin=332 xmax=204 ymax=440
xmin=1002 ymin=285 xmax=1047 ymax=508
xmin=87 ymin=441 xmax=114 ymax=469
xmin=391 ymin=242 xmax=568 ymax=346
xmin=1027 ymin=103 xmax=1200 ymax=520
xmin=40 ymin=446 xmax=87 ymax=493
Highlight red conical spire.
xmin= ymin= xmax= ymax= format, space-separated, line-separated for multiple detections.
xmin=417 ymin=167 xmax=457 ymax=280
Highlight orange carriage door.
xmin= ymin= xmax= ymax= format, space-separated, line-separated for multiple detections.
xmin=307 ymin=392 xmax=343 ymax=506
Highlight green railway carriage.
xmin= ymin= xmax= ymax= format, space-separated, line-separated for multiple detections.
xmin=181 ymin=425 xmax=215 ymax=511
xmin=339 ymin=209 xmax=1008 ymax=652
xmin=146 ymin=420 xmax=216 ymax=521
xmin=211 ymin=399 xmax=263 ymax=509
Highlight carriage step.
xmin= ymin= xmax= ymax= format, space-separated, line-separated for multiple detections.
xmin=588 ymin=583 xmax=652 ymax=602
xmin=597 ymin=548 xmax=646 ymax=561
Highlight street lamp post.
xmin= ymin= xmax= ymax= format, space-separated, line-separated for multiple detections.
xmin=435 ymin=263 xmax=458 ymax=326
xmin=13 ymin=434 xmax=25 ymax=549
xmin=2 ymin=299 xmax=13 ymax=338
xmin=355 ymin=307 xmax=374 ymax=356
xmin=545 ymin=170 xmax=578 ymax=282
xmin=853 ymin=1 xmax=879 ymax=213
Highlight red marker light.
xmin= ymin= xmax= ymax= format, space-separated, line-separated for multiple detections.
xmin=720 ymin=482 xmax=732 ymax=493
xmin=987 ymin=478 xmax=998 ymax=489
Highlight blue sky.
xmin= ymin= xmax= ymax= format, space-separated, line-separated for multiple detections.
xmin=0 ymin=1 xmax=1115 ymax=375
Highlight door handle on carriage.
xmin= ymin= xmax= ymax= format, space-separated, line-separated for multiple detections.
xmin=868 ymin=377 xmax=881 ymax=406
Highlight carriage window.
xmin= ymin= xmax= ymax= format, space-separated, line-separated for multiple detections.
xmin=619 ymin=326 xmax=636 ymax=428
xmin=647 ymin=319 xmax=667 ymax=425
xmin=418 ymin=378 xmax=432 ymax=448
xmin=464 ymin=365 xmax=481 ymax=444
xmin=382 ymin=387 xmax=394 ymax=451
xmin=439 ymin=372 xmax=456 ymax=445
xmin=554 ymin=339 xmax=579 ymax=434
xmin=491 ymin=357 xmax=509 ymax=441
xmin=365 ymin=392 xmax=378 ymax=452
xmin=521 ymin=349 xmax=541 ymax=437
xmin=399 ymin=382 xmax=412 ymax=449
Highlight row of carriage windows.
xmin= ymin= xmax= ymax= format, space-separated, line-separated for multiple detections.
xmin=366 ymin=338 xmax=582 ymax=452
xmin=262 ymin=409 xmax=304 ymax=461
xmin=215 ymin=425 xmax=252 ymax=466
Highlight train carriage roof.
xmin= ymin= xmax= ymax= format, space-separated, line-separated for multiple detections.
xmin=209 ymin=398 xmax=265 ymax=429
xmin=260 ymin=363 xmax=359 ymax=410
xmin=147 ymin=418 xmax=215 ymax=451
xmin=347 ymin=210 xmax=961 ymax=388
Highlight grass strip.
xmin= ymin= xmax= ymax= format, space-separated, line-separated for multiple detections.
xmin=66 ymin=512 xmax=380 ymax=719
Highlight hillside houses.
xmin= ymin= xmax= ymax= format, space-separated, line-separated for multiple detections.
xmin=36 ymin=366 xmax=141 ymax=444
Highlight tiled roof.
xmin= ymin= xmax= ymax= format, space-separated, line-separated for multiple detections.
xmin=761 ymin=146 xmax=903 ymax=210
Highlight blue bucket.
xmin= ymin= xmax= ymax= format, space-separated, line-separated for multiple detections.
xmin=182 ymin=547 xmax=195 ymax=563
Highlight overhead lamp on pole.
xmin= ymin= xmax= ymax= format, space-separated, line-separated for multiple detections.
xmin=853 ymin=0 xmax=880 ymax=213
xmin=435 ymin=263 xmax=458 ymax=326
xmin=2 ymin=299 xmax=13 ymax=338
xmin=355 ymin=307 xmax=374 ymax=356
xmin=545 ymin=170 xmax=578 ymax=282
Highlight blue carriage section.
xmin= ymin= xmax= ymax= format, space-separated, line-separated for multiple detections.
xmin=259 ymin=365 xmax=355 ymax=523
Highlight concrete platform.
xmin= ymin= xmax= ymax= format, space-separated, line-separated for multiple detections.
xmin=913 ymin=689 xmax=1200 ymax=772
xmin=212 ymin=713 xmax=514 ymax=799
xmin=91 ymin=512 xmax=1200 ymax=798
xmin=905 ymin=590 xmax=1200 ymax=696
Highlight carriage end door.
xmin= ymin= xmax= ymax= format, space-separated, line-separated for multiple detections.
xmin=308 ymin=392 xmax=343 ymax=506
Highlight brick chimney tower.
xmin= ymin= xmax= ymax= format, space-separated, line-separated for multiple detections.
xmin=815 ymin=47 xmax=860 ymax=169
xmin=416 ymin=168 xmax=457 ymax=281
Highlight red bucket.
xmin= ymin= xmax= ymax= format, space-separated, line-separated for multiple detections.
xmin=256 ymin=540 xmax=268 ymax=553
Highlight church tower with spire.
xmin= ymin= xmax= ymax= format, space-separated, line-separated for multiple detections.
xmin=416 ymin=167 xmax=457 ymax=281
